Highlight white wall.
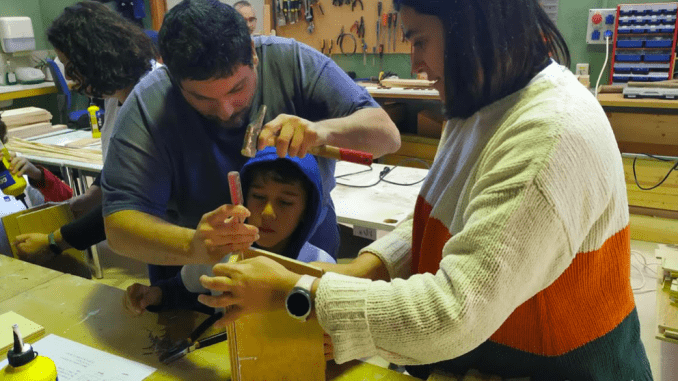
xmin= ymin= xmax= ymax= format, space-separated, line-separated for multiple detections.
xmin=166 ymin=0 xmax=264 ymax=34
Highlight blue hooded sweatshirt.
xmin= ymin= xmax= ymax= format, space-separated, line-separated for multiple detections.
xmin=149 ymin=148 xmax=334 ymax=312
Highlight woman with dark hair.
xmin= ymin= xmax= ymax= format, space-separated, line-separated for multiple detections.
xmin=15 ymin=1 xmax=160 ymax=269
xmin=197 ymin=0 xmax=652 ymax=379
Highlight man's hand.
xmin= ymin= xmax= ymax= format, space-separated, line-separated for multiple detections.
xmin=14 ymin=233 xmax=54 ymax=265
xmin=257 ymin=114 xmax=327 ymax=158
xmin=9 ymin=153 xmax=41 ymax=181
xmin=190 ymin=204 xmax=260 ymax=264
xmin=123 ymin=283 xmax=162 ymax=316
xmin=197 ymin=256 xmax=301 ymax=326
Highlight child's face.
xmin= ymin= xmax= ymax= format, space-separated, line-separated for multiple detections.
xmin=246 ymin=173 xmax=307 ymax=253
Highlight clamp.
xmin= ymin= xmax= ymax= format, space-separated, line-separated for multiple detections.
xmin=336 ymin=26 xmax=357 ymax=56
xmin=350 ymin=17 xmax=365 ymax=39
xmin=352 ymin=0 xmax=363 ymax=11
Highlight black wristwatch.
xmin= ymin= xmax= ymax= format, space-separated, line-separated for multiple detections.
xmin=48 ymin=232 xmax=62 ymax=255
xmin=285 ymin=275 xmax=317 ymax=321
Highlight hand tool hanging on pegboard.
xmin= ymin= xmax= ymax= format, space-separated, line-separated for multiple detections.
xmin=391 ymin=13 xmax=397 ymax=51
xmin=337 ymin=26 xmax=357 ymax=56
xmin=310 ymin=0 xmax=324 ymax=15
xmin=352 ymin=0 xmax=363 ymax=12
xmin=304 ymin=0 xmax=314 ymax=33
xmin=276 ymin=0 xmax=286 ymax=27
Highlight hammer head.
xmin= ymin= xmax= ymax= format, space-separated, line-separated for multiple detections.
xmin=241 ymin=105 xmax=267 ymax=158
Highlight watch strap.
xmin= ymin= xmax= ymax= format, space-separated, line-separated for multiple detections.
xmin=294 ymin=274 xmax=317 ymax=293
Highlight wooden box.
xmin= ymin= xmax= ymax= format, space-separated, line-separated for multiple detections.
xmin=227 ymin=248 xmax=326 ymax=381
xmin=2 ymin=203 xmax=90 ymax=278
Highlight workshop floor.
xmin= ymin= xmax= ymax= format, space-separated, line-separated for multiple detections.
xmin=90 ymin=239 xmax=673 ymax=380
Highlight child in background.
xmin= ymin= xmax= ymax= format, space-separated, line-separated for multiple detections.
xmin=0 ymin=115 xmax=73 ymax=259
xmin=123 ymin=147 xmax=335 ymax=315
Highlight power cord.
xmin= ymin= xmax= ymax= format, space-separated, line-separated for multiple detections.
xmin=631 ymin=249 xmax=660 ymax=294
xmin=594 ymin=34 xmax=611 ymax=98
xmin=633 ymin=155 xmax=678 ymax=191
xmin=335 ymin=158 xmax=430 ymax=188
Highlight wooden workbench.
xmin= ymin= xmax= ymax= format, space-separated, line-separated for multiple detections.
xmin=597 ymin=93 xmax=678 ymax=157
xmin=0 ymin=255 xmax=420 ymax=380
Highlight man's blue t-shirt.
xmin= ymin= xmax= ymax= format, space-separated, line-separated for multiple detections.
xmin=101 ymin=36 xmax=379 ymax=257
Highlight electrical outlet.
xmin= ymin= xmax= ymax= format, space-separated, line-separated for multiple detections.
xmin=586 ymin=8 xmax=617 ymax=44
xmin=353 ymin=225 xmax=377 ymax=240
xmin=576 ymin=63 xmax=590 ymax=76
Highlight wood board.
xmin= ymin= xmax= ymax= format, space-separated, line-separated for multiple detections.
xmin=0 ymin=311 xmax=44 ymax=353
xmin=7 ymin=123 xmax=67 ymax=139
xmin=227 ymin=247 xmax=326 ymax=381
xmin=0 ymin=107 xmax=52 ymax=129
xmin=6 ymin=137 xmax=103 ymax=165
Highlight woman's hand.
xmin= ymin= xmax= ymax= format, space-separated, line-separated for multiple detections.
xmin=123 ymin=283 xmax=162 ymax=316
xmin=14 ymin=233 xmax=53 ymax=265
xmin=197 ymin=256 xmax=302 ymax=327
xmin=9 ymin=153 xmax=41 ymax=181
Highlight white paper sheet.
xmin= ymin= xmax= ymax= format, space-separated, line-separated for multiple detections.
xmin=0 ymin=334 xmax=155 ymax=381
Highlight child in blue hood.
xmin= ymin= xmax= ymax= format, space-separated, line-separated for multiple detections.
xmin=124 ymin=147 xmax=335 ymax=314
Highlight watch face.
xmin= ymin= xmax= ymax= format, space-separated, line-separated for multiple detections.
xmin=287 ymin=291 xmax=311 ymax=318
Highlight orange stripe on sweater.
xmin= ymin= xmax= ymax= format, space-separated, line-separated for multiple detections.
xmin=489 ymin=226 xmax=635 ymax=356
xmin=412 ymin=196 xmax=451 ymax=274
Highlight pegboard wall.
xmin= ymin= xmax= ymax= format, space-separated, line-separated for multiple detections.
xmin=272 ymin=0 xmax=411 ymax=58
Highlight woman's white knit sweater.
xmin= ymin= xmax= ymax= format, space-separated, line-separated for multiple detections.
xmin=316 ymin=63 xmax=651 ymax=379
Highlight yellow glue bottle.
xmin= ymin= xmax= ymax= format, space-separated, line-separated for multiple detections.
xmin=88 ymin=105 xmax=101 ymax=138
xmin=0 ymin=140 xmax=27 ymax=207
xmin=2 ymin=324 xmax=57 ymax=381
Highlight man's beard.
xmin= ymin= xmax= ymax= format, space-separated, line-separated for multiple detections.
xmin=205 ymin=105 xmax=251 ymax=129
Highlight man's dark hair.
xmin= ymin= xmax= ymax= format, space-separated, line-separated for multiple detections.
xmin=47 ymin=1 xmax=158 ymax=98
xmin=233 ymin=1 xmax=252 ymax=8
xmin=394 ymin=0 xmax=570 ymax=119
xmin=159 ymin=0 xmax=253 ymax=82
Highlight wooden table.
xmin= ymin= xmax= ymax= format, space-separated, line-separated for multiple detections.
xmin=597 ymin=93 xmax=678 ymax=157
xmin=0 ymin=254 xmax=63 ymax=302
xmin=0 ymin=256 xmax=418 ymax=380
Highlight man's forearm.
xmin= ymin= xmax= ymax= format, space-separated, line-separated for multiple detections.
xmin=104 ymin=210 xmax=198 ymax=265
xmin=321 ymin=107 xmax=401 ymax=158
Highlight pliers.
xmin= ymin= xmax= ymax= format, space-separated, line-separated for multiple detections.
xmin=332 ymin=0 xmax=342 ymax=6
xmin=352 ymin=0 xmax=363 ymax=11
xmin=351 ymin=16 xmax=365 ymax=39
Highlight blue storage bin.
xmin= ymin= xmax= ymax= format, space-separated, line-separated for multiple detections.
xmin=617 ymin=40 xmax=644 ymax=48
xmin=645 ymin=39 xmax=672 ymax=48
xmin=660 ymin=27 xmax=675 ymax=33
xmin=632 ymin=28 xmax=648 ymax=33
xmin=631 ymin=67 xmax=650 ymax=74
xmin=614 ymin=66 xmax=632 ymax=73
xmin=633 ymin=76 xmax=650 ymax=81
xmin=644 ymin=54 xmax=671 ymax=62
xmin=620 ymin=9 xmax=635 ymax=16
xmin=613 ymin=75 xmax=630 ymax=82
xmin=647 ymin=19 xmax=662 ymax=25
xmin=618 ymin=28 xmax=632 ymax=34
xmin=618 ymin=19 xmax=633 ymax=26
xmin=616 ymin=54 xmax=643 ymax=62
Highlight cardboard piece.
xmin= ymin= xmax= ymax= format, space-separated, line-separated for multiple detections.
xmin=2 ymin=203 xmax=89 ymax=277
xmin=0 ymin=311 xmax=44 ymax=353
xmin=227 ymin=248 xmax=326 ymax=381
